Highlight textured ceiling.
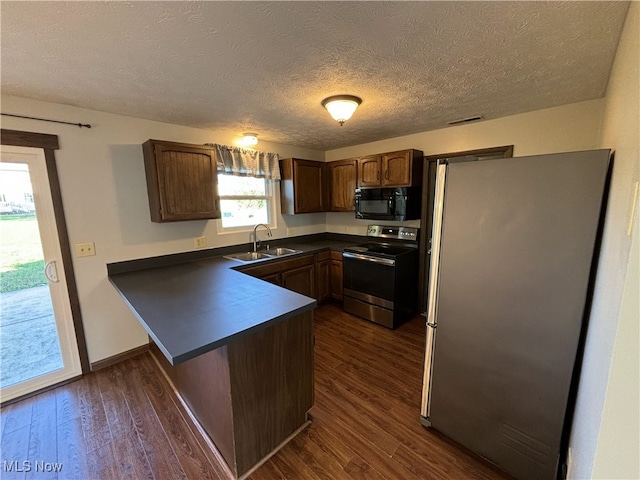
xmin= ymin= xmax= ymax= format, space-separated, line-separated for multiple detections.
xmin=0 ymin=1 xmax=630 ymax=151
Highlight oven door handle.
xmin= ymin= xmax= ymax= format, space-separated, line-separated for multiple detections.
xmin=343 ymin=252 xmax=396 ymax=266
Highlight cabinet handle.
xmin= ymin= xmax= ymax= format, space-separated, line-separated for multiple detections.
xmin=377 ymin=170 xmax=380 ymax=180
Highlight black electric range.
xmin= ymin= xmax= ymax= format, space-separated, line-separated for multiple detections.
xmin=342 ymin=225 xmax=420 ymax=329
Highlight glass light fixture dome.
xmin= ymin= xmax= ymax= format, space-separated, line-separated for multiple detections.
xmin=321 ymin=95 xmax=362 ymax=126
xmin=241 ymin=133 xmax=258 ymax=146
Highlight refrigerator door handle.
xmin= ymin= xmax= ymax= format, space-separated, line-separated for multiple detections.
xmin=421 ymin=321 xmax=438 ymax=422
xmin=420 ymin=161 xmax=448 ymax=421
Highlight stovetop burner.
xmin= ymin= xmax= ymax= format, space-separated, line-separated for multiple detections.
xmin=343 ymin=225 xmax=420 ymax=259
xmin=344 ymin=242 xmax=417 ymax=259
xmin=346 ymin=246 xmax=369 ymax=253
xmin=362 ymin=243 xmax=414 ymax=256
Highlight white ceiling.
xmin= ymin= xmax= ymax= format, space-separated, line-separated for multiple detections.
xmin=1 ymin=1 xmax=630 ymax=151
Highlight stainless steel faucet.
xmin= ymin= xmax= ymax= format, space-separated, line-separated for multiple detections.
xmin=252 ymin=223 xmax=272 ymax=252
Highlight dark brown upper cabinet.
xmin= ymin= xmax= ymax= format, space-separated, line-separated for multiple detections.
xmin=280 ymin=158 xmax=325 ymax=214
xmin=357 ymin=149 xmax=423 ymax=188
xmin=357 ymin=155 xmax=383 ymax=187
xmin=143 ymin=139 xmax=220 ymax=222
xmin=327 ymin=158 xmax=358 ymax=212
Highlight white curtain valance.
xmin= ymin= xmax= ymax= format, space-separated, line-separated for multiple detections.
xmin=206 ymin=143 xmax=280 ymax=180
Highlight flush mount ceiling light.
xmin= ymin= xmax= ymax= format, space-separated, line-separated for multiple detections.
xmin=241 ymin=133 xmax=258 ymax=146
xmin=321 ymin=95 xmax=362 ymax=126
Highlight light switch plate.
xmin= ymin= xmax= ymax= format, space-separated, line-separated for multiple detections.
xmin=75 ymin=242 xmax=96 ymax=257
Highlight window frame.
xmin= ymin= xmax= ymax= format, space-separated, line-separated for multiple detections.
xmin=216 ymin=174 xmax=278 ymax=234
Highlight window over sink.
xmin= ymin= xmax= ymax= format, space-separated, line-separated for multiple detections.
xmin=217 ymin=174 xmax=275 ymax=231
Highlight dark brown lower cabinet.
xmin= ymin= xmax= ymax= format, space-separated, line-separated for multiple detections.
xmin=242 ymin=250 xmax=342 ymax=303
xmin=315 ymin=251 xmax=331 ymax=303
xmin=281 ymin=264 xmax=315 ymax=298
xmin=329 ymin=251 xmax=343 ymax=301
xmin=151 ymin=310 xmax=314 ymax=478
xmin=260 ymin=272 xmax=281 ymax=286
xmin=241 ymin=254 xmax=316 ymax=299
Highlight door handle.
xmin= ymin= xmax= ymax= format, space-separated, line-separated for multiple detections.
xmin=342 ymin=252 xmax=396 ymax=266
xmin=45 ymin=260 xmax=59 ymax=283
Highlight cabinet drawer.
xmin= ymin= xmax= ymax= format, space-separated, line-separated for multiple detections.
xmin=240 ymin=254 xmax=314 ymax=279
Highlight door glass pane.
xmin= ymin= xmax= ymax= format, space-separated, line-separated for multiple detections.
xmin=0 ymin=162 xmax=63 ymax=388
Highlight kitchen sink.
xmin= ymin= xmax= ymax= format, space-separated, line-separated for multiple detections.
xmin=267 ymin=247 xmax=302 ymax=256
xmin=224 ymin=251 xmax=273 ymax=262
xmin=224 ymin=248 xmax=303 ymax=263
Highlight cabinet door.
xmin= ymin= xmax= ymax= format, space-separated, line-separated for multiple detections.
xmin=143 ymin=140 xmax=220 ymax=222
xmin=382 ymin=151 xmax=412 ymax=187
xmin=329 ymin=255 xmax=343 ymax=301
xmin=280 ymin=158 xmax=325 ymax=214
xmin=315 ymin=259 xmax=331 ymax=303
xmin=261 ymin=273 xmax=282 ymax=286
xmin=281 ymin=265 xmax=315 ymax=298
xmin=358 ymin=155 xmax=382 ymax=187
xmin=293 ymin=159 xmax=324 ymax=213
xmin=329 ymin=159 xmax=357 ymax=211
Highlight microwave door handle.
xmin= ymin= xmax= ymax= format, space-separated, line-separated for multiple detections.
xmin=388 ymin=195 xmax=395 ymax=213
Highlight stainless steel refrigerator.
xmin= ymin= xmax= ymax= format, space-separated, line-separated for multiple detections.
xmin=420 ymin=150 xmax=611 ymax=480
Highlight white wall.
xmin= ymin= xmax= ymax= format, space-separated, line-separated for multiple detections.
xmin=0 ymin=95 xmax=325 ymax=364
xmin=325 ymin=99 xmax=605 ymax=235
xmin=0 ymin=94 xmax=611 ymax=366
xmin=570 ymin=3 xmax=640 ymax=479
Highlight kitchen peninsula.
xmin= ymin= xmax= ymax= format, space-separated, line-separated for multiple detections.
xmin=108 ymin=252 xmax=318 ymax=479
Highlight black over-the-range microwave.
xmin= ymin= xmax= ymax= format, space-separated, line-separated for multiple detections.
xmin=355 ymin=187 xmax=421 ymax=221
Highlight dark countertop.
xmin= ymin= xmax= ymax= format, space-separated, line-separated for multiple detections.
xmin=108 ymin=234 xmax=362 ymax=365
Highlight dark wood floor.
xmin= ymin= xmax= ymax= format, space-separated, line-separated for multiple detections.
xmin=1 ymin=304 xmax=510 ymax=480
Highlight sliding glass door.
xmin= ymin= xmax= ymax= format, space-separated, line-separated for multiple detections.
xmin=0 ymin=145 xmax=82 ymax=402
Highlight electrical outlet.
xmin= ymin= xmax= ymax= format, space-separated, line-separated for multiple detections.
xmin=194 ymin=236 xmax=207 ymax=249
xmin=75 ymin=242 xmax=96 ymax=257
xmin=286 ymin=228 xmax=293 ymax=237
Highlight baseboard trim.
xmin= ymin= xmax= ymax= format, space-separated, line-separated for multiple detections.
xmin=90 ymin=344 xmax=149 ymax=371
